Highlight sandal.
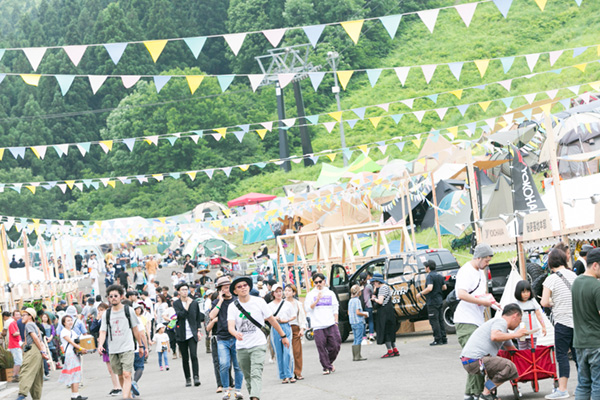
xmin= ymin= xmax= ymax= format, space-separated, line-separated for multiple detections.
xmin=289 ymin=378 xmax=297 ymax=383
xmin=295 ymin=376 xmax=304 ymax=380
xmin=282 ymin=378 xmax=290 ymax=384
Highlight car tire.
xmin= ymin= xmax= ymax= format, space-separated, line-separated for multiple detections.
xmin=526 ymin=262 xmax=544 ymax=284
xmin=442 ymin=300 xmax=457 ymax=334
xmin=338 ymin=321 xmax=351 ymax=343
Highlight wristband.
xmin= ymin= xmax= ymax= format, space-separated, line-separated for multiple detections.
xmin=216 ymin=306 xmax=221 ymax=310
xmin=281 ymin=334 xmax=287 ymax=338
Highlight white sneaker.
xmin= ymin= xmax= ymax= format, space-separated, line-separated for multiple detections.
xmin=545 ymin=390 xmax=569 ymax=399
xmin=268 ymin=358 xmax=274 ymax=364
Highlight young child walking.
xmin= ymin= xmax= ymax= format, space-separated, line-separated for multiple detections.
xmin=348 ymin=285 xmax=368 ymax=361
xmin=514 ymin=280 xmax=546 ymax=349
xmin=154 ymin=324 xmax=171 ymax=371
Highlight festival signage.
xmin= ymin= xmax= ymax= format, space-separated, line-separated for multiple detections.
xmin=523 ymin=210 xmax=553 ymax=241
xmin=481 ymin=219 xmax=511 ymax=246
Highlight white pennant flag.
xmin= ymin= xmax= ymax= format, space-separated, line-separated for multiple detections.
xmin=262 ymin=28 xmax=286 ymax=47
xmin=121 ymin=75 xmax=141 ymax=89
xmin=525 ymin=53 xmax=540 ymax=72
xmin=23 ymin=47 xmax=47 ymax=71
xmin=524 ymin=93 xmax=536 ymax=104
xmin=421 ymin=64 xmax=437 ymax=84
xmin=88 ymin=75 xmax=108 ymax=94
xmin=400 ymin=98 xmax=414 ymax=109
xmin=248 ymin=74 xmax=265 ymax=92
xmin=435 ymin=107 xmax=448 ymax=120
xmin=278 ymin=73 xmax=295 ymax=89
xmin=323 ymin=122 xmax=336 ymax=133
xmin=455 ymin=3 xmax=478 ymax=27
xmin=548 ymin=50 xmax=563 ymax=66
xmin=413 ymin=110 xmax=426 ymax=123
xmin=394 ymin=67 xmax=410 ymax=86
xmin=223 ymin=33 xmax=247 ymax=56
xmin=546 ymin=89 xmax=559 ymax=99
xmin=417 ymin=9 xmax=440 ymax=33
xmin=498 ymin=79 xmax=512 ymax=91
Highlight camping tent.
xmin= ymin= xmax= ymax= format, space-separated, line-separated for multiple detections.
xmin=421 ymin=180 xmax=460 ymax=230
xmin=243 ymin=223 xmax=275 ymax=245
xmin=201 ymin=238 xmax=239 ymax=259
xmin=192 ymin=201 xmax=228 ymax=221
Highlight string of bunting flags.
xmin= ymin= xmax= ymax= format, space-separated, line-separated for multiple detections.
xmin=3 ymin=69 xmax=598 ymax=163
xmin=8 ymin=40 xmax=600 ymax=96
xmin=1 ymin=0 xmax=583 ymax=75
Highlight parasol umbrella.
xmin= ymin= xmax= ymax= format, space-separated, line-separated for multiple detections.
xmin=227 ymin=192 xmax=277 ymax=207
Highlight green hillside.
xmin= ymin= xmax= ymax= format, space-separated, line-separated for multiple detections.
xmin=0 ymin=0 xmax=597 ymax=237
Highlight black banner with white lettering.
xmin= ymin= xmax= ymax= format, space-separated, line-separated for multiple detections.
xmin=510 ymin=144 xmax=545 ymax=213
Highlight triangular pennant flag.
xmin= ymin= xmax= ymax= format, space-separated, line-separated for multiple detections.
xmin=525 ymin=53 xmax=540 ymax=72
xmin=417 ymin=9 xmax=439 ymax=33
xmin=55 ymin=75 xmax=75 ymax=96
xmin=568 ymin=85 xmax=581 ymax=95
xmin=57 ymin=183 xmax=67 ymax=193
xmin=485 ymin=117 xmax=497 ymax=129
xmin=308 ymin=72 xmax=325 ymax=91
xmin=329 ymin=111 xmax=343 ymax=122
xmin=65 ymin=180 xmax=76 ymax=190
xmin=104 ymin=43 xmax=128 ymax=65
xmin=379 ymin=15 xmax=402 ymax=39
xmin=474 ymin=59 xmax=490 ymax=77
xmin=346 ymin=119 xmax=358 ymax=129
xmin=574 ymin=63 xmax=587 ymax=73
xmin=448 ymin=62 xmax=463 ymax=81
xmin=435 ymin=107 xmax=448 ymax=120
xmin=263 ymin=28 xmax=286 ymax=47
xmin=394 ymin=67 xmax=410 ymax=86
xmin=500 ymin=56 xmax=515 ymax=73
xmin=217 ymin=75 xmax=235 ymax=92
xmin=303 ymin=25 xmax=325 ymax=48
xmin=77 ymin=142 xmax=91 ymax=156
xmin=261 ymin=121 xmax=273 ymax=131
xmin=183 ymin=36 xmax=207 ymax=59
xmin=205 ymin=169 xmax=214 ymax=180
xmin=0 ymin=50 xmax=5 ymax=63
xmin=278 ymin=73 xmax=296 ymax=89
xmin=153 ymin=75 xmax=171 ymax=93
xmin=256 ymin=129 xmax=267 ymax=140
xmin=152 ymin=174 xmax=164 ymax=182
xmin=215 ymin=128 xmax=227 ymax=139
xmin=413 ymin=110 xmax=425 ymax=123
xmin=222 ymin=167 xmax=232 ymax=177
xmin=121 ymin=75 xmax=141 ymax=89
xmin=54 ymin=144 xmax=69 ymax=157
xmin=524 ymin=93 xmax=536 ymax=104
xmin=450 ymin=89 xmax=463 ymax=99
xmin=170 ymin=172 xmax=181 ymax=180
xmin=21 ymin=74 xmax=41 ymax=86
xmin=369 ymin=116 xmax=382 ymax=128
xmin=282 ymin=118 xmax=296 ymax=127
xmin=186 ymin=171 xmax=197 ymax=181
xmin=9 ymin=147 xmax=25 ymax=159
xmin=534 ymin=0 xmax=547 ymax=11
xmin=166 ymin=136 xmax=178 ymax=146
xmin=99 ymin=140 xmax=113 ymax=153
xmin=342 ymin=148 xmax=354 ymax=160
xmin=378 ymin=103 xmax=391 ymax=111
xmin=31 ymin=146 xmax=47 ymax=160
xmin=502 ymin=97 xmax=514 ymax=108
xmin=391 ymin=114 xmax=403 ymax=124
xmin=546 ymin=89 xmax=559 ymax=99
xmin=573 ymin=46 xmax=588 ymax=58
xmin=186 ymin=76 xmax=204 ymax=94
xmin=144 ymin=40 xmax=168 ymax=62
xmin=223 ymin=33 xmax=247 ymax=56
xmin=395 ymin=142 xmax=406 ymax=152
xmin=352 ymin=107 xmax=366 ymax=120
xmin=88 ymin=75 xmax=108 ymax=94
xmin=233 ymin=131 xmax=245 ymax=143
xmin=340 ymin=20 xmax=364 ymax=44
xmin=323 ymin=122 xmax=336 ymax=133
xmin=306 ymin=115 xmax=319 ymax=125
xmin=326 ymin=153 xmax=336 ymax=162
xmin=248 ymin=74 xmax=265 ymax=92
xmin=466 ymin=122 xmax=478 ymax=136
xmin=122 ymin=138 xmax=136 ymax=151
xmin=135 ymin=175 xmax=148 ymax=184
xmin=549 ymin=50 xmax=563 ymax=66
xmin=457 ymin=104 xmax=470 ymax=116
xmin=493 ymin=0 xmax=513 ymax=18
xmin=412 ymin=139 xmax=423 ymax=148
xmin=400 ymin=98 xmax=414 ymax=109
xmin=0 ymin=74 xmax=5 ymax=85
xmin=455 ymin=2 xmax=478 ymax=27
xmin=22 ymin=47 xmax=47 ymax=71
xmin=238 ymin=124 xmax=250 ymax=133
xmin=357 ymin=145 xmax=369 ymax=156
xmin=426 ymin=94 xmax=438 ymax=103
xmin=99 ymin=178 xmax=110 ymax=187
xmin=498 ymin=79 xmax=512 ymax=91
xmin=366 ymin=69 xmax=382 ymax=87
xmin=417 ymin=64 xmax=436 ymax=85
xmin=377 ymin=143 xmax=388 ymax=155
xmin=479 ymin=101 xmax=492 ymax=112
xmin=11 ymin=183 xmax=22 ymax=193
xmin=63 ymin=45 xmax=87 ymax=67
xmin=337 ymin=71 xmax=354 ymax=90
xmin=238 ymin=164 xmax=250 ymax=172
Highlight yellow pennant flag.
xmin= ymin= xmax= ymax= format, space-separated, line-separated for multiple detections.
xmin=450 ymin=89 xmax=463 ymax=99
xmin=474 ymin=59 xmax=490 ymax=78
xmin=337 ymin=70 xmax=354 ymax=90
xmin=159 ymin=217 xmax=167 ymax=224
xmin=358 ymin=144 xmax=368 ymax=154
xmin=95 ymin=221 xmax=102 ymax=228
xmin=107 ymin=180 xmax=116 ymax=188
xmin=186 ymin=75 xmax=204 ymax=94
xmin=31 ymin=147 xmax=43 ymax=159
xmin=256 ymin=129 xmax=267 ymax=140
xmin=498 ymin=121 xmax=507 ymax=128
xmin=540 ymin=103 xmax=553 ymax=115
xmin=341 ymin=20 xmax=364 ymax=45
xmin=447 ymin=126 xmax=459 ymax=137
xmin=215 ymin=128 xmax=227 ymax=139
xmin=369 ymin=116 xmax=382 ymax=128
xmin=99 ymin=140 xmax=113 ymax=152
xmin=239 ymin=164 xmax=250 ymax=171
xmin=326 ymin=153 xmax=336 ymax=162
xmin=328 ymin=111 xmax=343 ymax=122
xmin=417 ymin=158 xmax=426 ymax=166
xmin=589 ymin=81 xmax=600 ymax=91
xmin=534 ymin=0 xmax=547 ymax=11
xmin=574 ymin=63 xmax=587 ymax=73
xmin=479 ymin=101 xmax=492 ymax=112
xmin=21 ymin=74 xmax=41 ymax=86
xmin=187 ymin=171 xmax=197 ymax=181
xmin=144 ymin=40 xmax=168 ymax=63
xmin=585 ymin=123 xmax=592 ymax=133
xmin=0 ymin=148 xmax=3 ymax=160
xmin=65 ymin=180 xmax=76 ymax=190
xmin=223 ymin=209 xmax=232 ymax=218
xmin=412 ymin=138 xmax=422 ymax=148
xmin=26 ymin=185 xmax=36 ymax=194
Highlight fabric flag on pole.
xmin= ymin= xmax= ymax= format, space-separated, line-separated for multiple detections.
xmin=509 ymin=144 xmax=545 ymax=231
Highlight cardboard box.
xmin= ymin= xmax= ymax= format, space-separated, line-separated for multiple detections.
xmin=78 ymin=335 xmax=96 ymax=351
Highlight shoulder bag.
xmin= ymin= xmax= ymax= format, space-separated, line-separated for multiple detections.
xmin=234 ymin=299 xmax=271 ymax=337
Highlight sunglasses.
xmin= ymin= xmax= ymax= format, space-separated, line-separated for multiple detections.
xmin=314 ymin=280 xmax=323 ymax=284
xmin=108 ymin=294 xmax=120 ymax=299
xmin=236 ymin=283 xmax=249 ymax=289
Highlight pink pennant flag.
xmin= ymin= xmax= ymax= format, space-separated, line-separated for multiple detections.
xmin=63 ymin=45 xmax=87 ymax=67
xmin=455 ymin=3 xmax=478 ymax=27
xmin=546 ymin=89 xmax=558 ymax=99
xmin=421 ymin=64 xmax=437 ymax=84
xmin=278 ymin=73 xmax=296 ymax=89
xmin=121 ymin=75 xmax=141 ymax=89
xmin=400 ymin=98 xmax=414 ymax=109
xmin=377 ymin=103 xmax=390 ymax=112
xmin=22 ymin=47 xmax=47 ymax=71
xmin=498 ymin=79 xmax=512 ymax=91
xmin=262 ymin=28 xmax=286 ymax=47
xmin=323 ymin=122 xmax=336 ymax=133
xmin=549 ymin=50 xmax=563 ymax=66
xmin=261 ymin=121 xmax=274 ymax=131
xmin=525 ymin=53 xmax=540 ymax=72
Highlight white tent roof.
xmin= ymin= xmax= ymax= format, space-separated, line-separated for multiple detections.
xmin=9 ymin=267 xmax=45 ymax=283
xmin=542 ymin=173 xmax=600 ymax=230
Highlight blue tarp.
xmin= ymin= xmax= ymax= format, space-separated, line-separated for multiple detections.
xmin=243 ymin=223 xmax=275 ymax=244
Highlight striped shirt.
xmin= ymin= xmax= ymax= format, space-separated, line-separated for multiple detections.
xmin=379 ymin=284 xmax=392 ymax=306
xmin=543 ymin=269 xmax=576 ymax=328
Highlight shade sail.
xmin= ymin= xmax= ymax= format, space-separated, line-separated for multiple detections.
xmin=227 ymin=192 xmax=277 ymax=207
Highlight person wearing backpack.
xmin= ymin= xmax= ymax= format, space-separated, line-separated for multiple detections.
xmin=97 ymin=284 xmax=147 ymax=400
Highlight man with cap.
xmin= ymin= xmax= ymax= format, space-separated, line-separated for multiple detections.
xmin=573 ymin=244 xmax=594 ymax=276
xmin=572 ymin=248 xmax=600 ymax=399
xmin=455 ymin=243 xmax=496 ymax=400
xmin=15 ymin=308 xmax=49 ymax=400
xmin=228 ymin=276 xmax=289 ymax=400
xmin=210 ymin=276 xmax=243 ymax=400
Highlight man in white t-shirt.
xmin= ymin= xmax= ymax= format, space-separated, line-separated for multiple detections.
xmin=228 ymin=276 xmax=289 ymax=400
xmin=89 ymin=253 xmax=100 ymax=296
xmin=454 ymin=243 xmax=495 ymax=400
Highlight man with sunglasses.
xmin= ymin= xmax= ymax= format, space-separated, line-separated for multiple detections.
xmin=98 ymin=284 xmax=146 ymax=400
xmin=304 ymin=273 xmax=340 ymax=375
xmin=228 ymin=276 xmax=289 ymax=400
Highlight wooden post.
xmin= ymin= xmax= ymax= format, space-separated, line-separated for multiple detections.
xmin=59 ymin=236 xmax=66 ymax=279
xmin=545 ymin=113 xmax=569 ymax=245
xmin=40 ymin=239 xmax=49 ymax=281
xmin=517 ymin=237 xmax=527 ymax=280
xmin=430 ymin=172 xmax=443 ymax=248
xmin=22 ymin=231 xmax=31 ymax=282
xmin=51 ymin=236 xmax=59 ymax=279
xmin=0 ymin=225 xmax=9 ymax=283
xmin=465 ymin=149 xmax=482 ymax=242
xmin=403 ymin=179 xmax=418 ymax=251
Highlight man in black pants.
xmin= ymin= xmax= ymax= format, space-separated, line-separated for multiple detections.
xmin=417 ymin=260 xmax=447 ymax=346
xmin=173 ymin=282 xmax=204 ymax=387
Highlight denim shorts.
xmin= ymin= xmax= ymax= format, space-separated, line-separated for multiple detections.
xmin=10 ymin=348 xmax=23 ymax=366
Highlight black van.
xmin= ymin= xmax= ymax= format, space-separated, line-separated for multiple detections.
xmin=329 ymin=249 xmax=460 ymax=342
